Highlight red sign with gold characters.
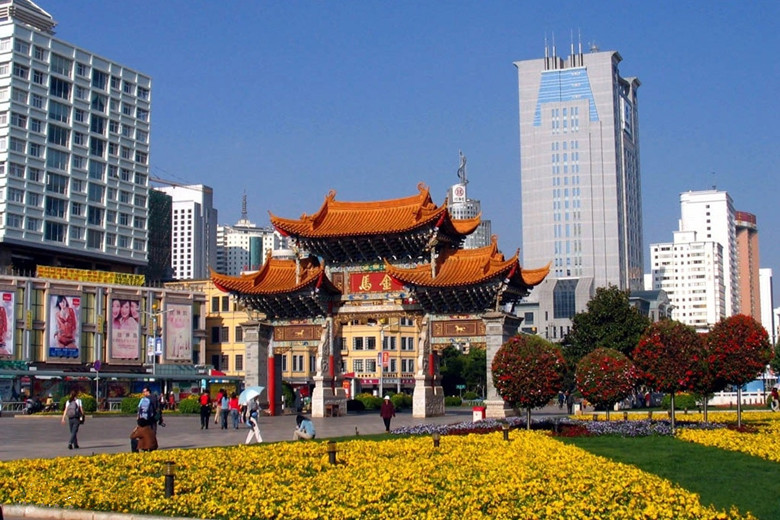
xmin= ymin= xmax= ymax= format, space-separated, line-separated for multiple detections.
xmin=349 ymin=272 xmax=403 ymax=293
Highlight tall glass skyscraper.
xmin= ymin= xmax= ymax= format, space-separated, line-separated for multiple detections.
xmin=514 ymin=44 xmax=642 ymax=340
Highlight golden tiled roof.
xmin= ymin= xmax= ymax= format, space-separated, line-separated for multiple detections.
xmin=269 ymin=183 xmax=480 ymax=238
xmin=385 ymin=237 xmax=550 ymax=288
xmin=211 ymin=256 xmax=338 ymax=296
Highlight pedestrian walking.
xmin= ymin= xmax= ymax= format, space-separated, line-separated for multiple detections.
xmin=199 ymin=390 xmax=211 ymax=429
xmin=229 ymin=392 xmax=240 ymax=429
xmin=379 ymin=395 xmax=395 ymax=433
xmin=245 ymin=403 xmax=263 ymax=445
xmin=219 ymin=389 xmax=230 ymax=430
xmin=60 ymin=390 xmax=83 ymax=449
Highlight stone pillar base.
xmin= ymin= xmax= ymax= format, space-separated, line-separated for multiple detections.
xmin=311 ymin=378 xmax=348 ymax=418
xmin=484 ymin=399 xmax=516 ymax=419
xmin=412 ymin=378 xmax=445 ymax=418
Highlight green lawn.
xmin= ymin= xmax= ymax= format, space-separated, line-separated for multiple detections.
xmin=559 ymin=436 xmax=780 ymax=520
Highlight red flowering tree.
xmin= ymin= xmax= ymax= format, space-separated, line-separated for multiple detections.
xmin=492 ymin=334 xmax=565 ymax=429
xmin=633 ymin=320 xmax=705 ymax=430
xmin=575 ymin=348 xmax=638 ymax=420
xmin=707 ymin=314 xmax=773 ymax=427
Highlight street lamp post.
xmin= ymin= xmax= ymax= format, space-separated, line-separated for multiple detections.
xmin=379 ymin=327 xmax=384 ymax=398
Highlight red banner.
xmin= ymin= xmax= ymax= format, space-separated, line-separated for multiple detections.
xmin=349 ymin=272 xmax=403 ymax=293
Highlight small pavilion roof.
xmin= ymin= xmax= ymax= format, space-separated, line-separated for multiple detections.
xmin=211 ymin=256 xmax=340 ymax=296
xmin=269 ymin=183 xmax=480 ymax=240
xmin=384 ymin=236 xmax=549 ymax=289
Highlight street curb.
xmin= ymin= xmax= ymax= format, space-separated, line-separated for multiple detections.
xmin=2 ymin=505 xmax=211 ymax=520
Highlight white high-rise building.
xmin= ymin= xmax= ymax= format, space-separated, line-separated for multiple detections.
xmin=650 ymin=230 xmax=725 ymax=331
xmin=155 ymin=184 xmax=217 ymax=280
xmin=0 ymin=1 xmax=152 ymax=272
xmin=514 ymin=45 xmax=642 ymax=340
xmin=678 ymin=190 xmax=738 ymax=316
xmin=759 ymin=268 xmax=775 ymax=344
xmin=215 ymin=193 xmax=288 ymax=276
xmin=446 ymin=151 xmax=491 ymax=250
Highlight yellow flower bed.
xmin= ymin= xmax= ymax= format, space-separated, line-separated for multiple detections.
xmin=677 ymin=421 xmax=780 ymax=463
xmin=0 ymin=431 xmax=751 ymax=519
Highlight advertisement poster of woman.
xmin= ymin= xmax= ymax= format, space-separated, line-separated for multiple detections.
xmin=165 ymin=304 xmax=192 ymax=361
xmin=110 ymin=298 xmax=140 ymax=360
xmin=0 ymin=291 xmax=15 ymax=357
xmin=49 ymin=295 xmax=80 ymax=359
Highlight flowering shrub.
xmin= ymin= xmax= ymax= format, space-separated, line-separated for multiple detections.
xmin=634 ymin=320 xmax=704 ymax=393
xmin=575 ymin=348 xmax=637 ymax=413
xmin=0 ymin=432 xmax=753 ymax=519
xmin=707 ymin=314 xmax=773 ymax=388
xmin=491 ymin=334 xmax=564 ymax=410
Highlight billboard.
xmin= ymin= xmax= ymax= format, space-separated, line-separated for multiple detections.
xmin=48 ymin=295 xmax=80 ymax=359
xmin=165 ymin=303 xmax=192 ymax=361
xmin=109 ymin=298 xmax=141 ymax=360
xmin=0 ymin=291 xmax=15 ymax=357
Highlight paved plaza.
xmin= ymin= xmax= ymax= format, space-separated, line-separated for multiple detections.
xmin=0 ymin=405 xmax=568 ymax=461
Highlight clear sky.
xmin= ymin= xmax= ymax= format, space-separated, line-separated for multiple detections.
xmin=46 ymin=1 xmax=780 ymax=297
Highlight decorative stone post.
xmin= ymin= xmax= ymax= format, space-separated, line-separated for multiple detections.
xmin=483 ymin=311 xmax=521 ymax=418
xmin=311 ymin=317 xmax=347 ymax=418
xmin=413 ymin=315 xmax=445 ymax=418
xmin=242 ymin=321 xmax=281 ymax=415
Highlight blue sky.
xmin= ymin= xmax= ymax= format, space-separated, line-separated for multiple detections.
xmin=47 ymin=1 xmax=780 ymax=297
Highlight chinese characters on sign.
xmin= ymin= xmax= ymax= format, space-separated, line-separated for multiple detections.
xmin=349 ymin=272 xmax=403 ymax=293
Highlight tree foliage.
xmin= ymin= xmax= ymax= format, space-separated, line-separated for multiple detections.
xmin=575 ymin=347 xmax=638 ymax=411
xmin=562 ymin=285 xmax=650 ymax=366
xmin=707 ymin=314 xmax=773 ymax=388
xmin=633 ymin=320 xmax=705 ymax=394
xmin=491 ymin=334 xmax=565 ymax=410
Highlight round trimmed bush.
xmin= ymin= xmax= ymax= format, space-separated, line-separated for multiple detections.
xmin=463 ymin=391 xmax=478 ymax=400
xmin=121 ymin=395 xmax=141 ymax=414
xmin=355 ymin=393 xmax=383 ymax=410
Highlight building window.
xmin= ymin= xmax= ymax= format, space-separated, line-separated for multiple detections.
xmin=221 ymin=296 xmax=230 ymax=312
xmin=353 ymin=359 xmax=364 ymax=372
xmin=401 ymin=337 xmax=415 ymax=351
xmin=211 ymin=296 xmax=219 ymax=312
xmin=5 ymin=214 xmax=22 ymax=228
xmin=26 ymin=217 xmax=40 ymax=232
xmin=8 ymin=188 xmax=23 ymax=203
xmin=87 ymin=206 xmax=104 ymax=226
xmin=92 ymin=69 xmax=108 ymax=90
xmin=235 ymin=355 xmax=243 ymax=371
xmin=50 ymin=54 xmax=72 ymax=76
xmin=44 ymin=221 xmax=66 ymax=242
xmin=366 ymin=336 xmax=376 ymax=350
xmin=48 ymin=125 xmax=69 ymax=146
xmin=89 ymin=137 xmax=105 ymax=157
xmin=49 ymin=77 xmax=71 ymax=100
xmin=235 ymin=327 xmax=243 ymax=342
xmin=11 ymin=88 xmax=27 ymax=103
xmin=87 ymin=229 xmax=103 ymax=249
xmin=46 ymin=149 xmax=69 ymax=171
xmin=76 ymin=62 xmax=89 ymax=77
xmin=30 ymin=118 xmax=42 ymax=132
xmin=71 ymin=202 xmax=83 ymax=217
xmin=32 ymin=69 xmax=45 ymax=85
xmin=12 ymin=64 xmax=28 ymax=80
xmin=33 ymin=45 xmax=46 ymax=60
xmin=28 ymin=142 xmax=41 ymax=157
xmin=292 ymin=355 xmax=304 ymax=372
xmin=73 ymin=108 xmax=85 ymax=122
xmin=553 ymin=279 xmax=577 ymax=319
xmin=353 ymin=337 xmax=364 ymax=350
xmin=88 ymin=184 xmax=104 ymax=203
xmin=13 ymin=40 xmax=29 ymax=54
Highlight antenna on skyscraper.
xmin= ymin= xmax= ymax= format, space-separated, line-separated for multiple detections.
xmin=711 ymin=171 xmax=717 ymax=190
xmin=241 ymin=191 xmax=248 ymax=221
xmin=589 ymin=40 xmax=599 ymax=53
